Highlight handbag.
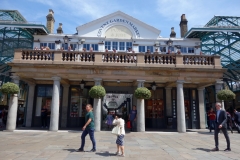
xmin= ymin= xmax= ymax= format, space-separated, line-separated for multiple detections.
xmin=111 ymin=126 xmax=121 ymax=135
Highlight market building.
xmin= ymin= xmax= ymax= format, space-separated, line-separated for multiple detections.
xmin=3 ymin=9 xmax=238 ymax=132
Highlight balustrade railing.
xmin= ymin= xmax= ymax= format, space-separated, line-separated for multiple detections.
xmin=145 ymin=54 xmax=176 ymax=64
xmin=102 ymin=53 xmax=137 ymax=63
xmin=183 ymin=55 xmax=214 ymax=65
xmin=22 ymin=50 xmax=54 ymax=61
xmin=14 ymin=50 xmax=221 ymax=69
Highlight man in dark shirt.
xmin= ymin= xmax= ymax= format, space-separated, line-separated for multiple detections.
xmin=78 ymin=104 xmax=96 ymax=152
xmin=212 ymin=103 xmax=231 ymax=152
xmin=129 ymin=105 xmax=137 ymax=131
xmin=234 ymin=109 xmax=240 ymax=126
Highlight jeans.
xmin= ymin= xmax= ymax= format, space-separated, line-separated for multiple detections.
xmin=130 ymin=120 xmax=135 ymax=131
xmin=209 ymin=120 xmax=215 ymax=132
xmin=41 ymin=115 xmax=47 ymax=127
xmin=80 ymin=129 xmax=96 ymax=150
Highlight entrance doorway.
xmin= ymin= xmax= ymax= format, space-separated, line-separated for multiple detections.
xmin=101 ymin=93 xmax=132 ymax=130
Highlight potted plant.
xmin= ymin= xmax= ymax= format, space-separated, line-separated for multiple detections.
xmin=217 ymin=89 xmax=235 ymax=101
xmin=89 ymin=85 xmax=106 ymax=131
xmin=0 ymin=82 xmax=20 ymax=131
xmin=134 ymin=87 xmax=151 ymax=132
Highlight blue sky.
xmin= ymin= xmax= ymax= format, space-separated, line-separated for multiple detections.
xmin=2 ymin=0 xmax=240 ymax=38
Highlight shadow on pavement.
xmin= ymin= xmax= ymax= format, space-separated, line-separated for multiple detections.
xmin=63 ymin=149 xmax=78 ymax=153
xmin=193 ymin=148 xmax=211 ymax=152
xmin=95 ymin=151 xmax=115 ymax=157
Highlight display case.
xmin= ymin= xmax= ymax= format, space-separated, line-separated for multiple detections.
xmin=145 ymin=99 xmax=164 ymax=118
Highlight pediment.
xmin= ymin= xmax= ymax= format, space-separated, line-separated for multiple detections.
xmin=76 ymin=11 xmax=160 ymax=39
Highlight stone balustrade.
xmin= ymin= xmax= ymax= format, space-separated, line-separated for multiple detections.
xmin=12 ymin=49 xmax=222 ymax=69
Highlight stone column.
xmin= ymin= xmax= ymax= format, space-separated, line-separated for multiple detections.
xmin=25 ymin=83 xmax=36 ymax=127
xmin=215 ymin=80 xmax=224 ymax=109
xmin=61 ymin=84 xmax=69 ymax=128
xmin=176 ymin=80 xmax=186 ymax=133
xmin=93 ymin=78 xmax=102 ymax=132
xmin=136 ymin=80 xmax=145 ymax=132
xmin=6 ymin=76 xmax=20 ymax=131
xmin=165 ymin=87 xmax=172 ymax=116
xmin=49 ymin=76 xmax=61 ymax=131
xmin=198 ymin=88 xmax=206 ymax=129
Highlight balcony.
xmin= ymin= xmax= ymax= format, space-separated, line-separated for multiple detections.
xmin=12 ymin=49 xmax=222 ymax=69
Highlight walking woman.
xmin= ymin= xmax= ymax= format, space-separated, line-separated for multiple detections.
xmin=112 ymin=114 xmax=125 ymax=157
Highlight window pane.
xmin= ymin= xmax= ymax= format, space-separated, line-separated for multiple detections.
xmin=70 ymin=44 xmax=77 ymax=51
xmin=105 ymin=41 xmax=111 ymax=50
xmin=112 ymin=42 xmax=118 ymax=50
xmin=168 ymin=46 xmax=174 ymax=52
xmin=48 ymin=43 xmax=55 ymax=50
xmin=139 ymin=46 xmax=145 ymax=52
xmin=188 ymin=47 xmax=194 ymax=53
xmin=62 ymin=44 xmax=68 ymax=50
xmin=83 ymin=44 xmax=90 ymax=51
xmin=40 ymin=43 xmax=47 ymax=48
xmin=160 ymin=46 xmax=166 ymax=52
xmin=126 ymin=42 xmax=132 ymax=50
xmin=181 ymin=47 xmax=187 ymax=53
xmin=119 ymin=42 xmax=125 ymax=50
xmin=147 ymin=46 xmax=153 ymax=52
xmin=91 ymin=44 xmax=98 ymax=51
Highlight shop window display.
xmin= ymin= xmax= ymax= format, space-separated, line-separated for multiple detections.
xmin=145 ymin=99 xmax=164 ymax=118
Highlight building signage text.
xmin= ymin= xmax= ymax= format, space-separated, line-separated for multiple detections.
xmin=97 ymin=18 xmax=140 ymax=37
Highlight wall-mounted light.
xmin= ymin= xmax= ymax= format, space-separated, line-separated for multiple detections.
xmin=117 ymin=80 xmax=120 ymax=83
xmin=80 ymin=80 xmax=85 ymax=89
xmin=166 ymin=39 xmax=173 ymax=46
xmin=154 ymin=41 xmax=160 ymax=47
xmin=63 ymin=36 xmax=70 ymax=44
xmin=151 ymin=81 xmax=157 ymax=90
xmin=80 ymin=39 xmax=85 ymax=44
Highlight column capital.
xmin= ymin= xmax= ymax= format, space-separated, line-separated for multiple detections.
xmin=165 ymin=87 xmax=172 ymax=90
xmin=94 ymin=78 xmax=102 ymax=86
xmin=52 ymin=76 xmax=61 ymax=81
xmin=137 ymin=80 xmax=145 ymax=88
xmin=197 ymin=87 xmax=205 ymax=91
xmin=62 ymin=84 xmax=70 ymax=88
xmin=176 ymin=80 xmax=185 ymax=84
xmin=28 ymin=82 xmax=36 ymax=87
xmin=10 ymin=75 xmax=20 ymax=81
xmin=215 ymin=79 xmax=223 ymax=84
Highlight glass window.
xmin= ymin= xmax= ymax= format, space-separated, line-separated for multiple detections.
xmin=160 ymin=46 xmax=166 ymax=52
xmin=126 ymin=42 xmax=132 ymax=50
xmin=112 ymin=42 xmax=118 ymax=50
xmin=48 ymin=43 xmax=55 ymax=50
xmin=147 ymin=46 xmax=153 ymax=52
xmin=83 ymin=44 xmax=90 ymax=51
xmin=181 ymin=47 xmax=187 ymax=53
xmin=119 ymin=42 xmax=125 ymax=50
xmin=70 ymin=44 xmax=77 ymax=51
xmin=40 ymin=43 xmax=47 ymax=48
xmin=139 ymin=46 xmax=145 ymax=52
xmin=188 ymin=47 xmax=194 ymax=53
xmin=168 ymin=46 xmax=174 ymax=52
xmin=62 ymin=43 xmax=68 ymax=50
xmin=91 ymin=44 xmax=98 ymax=51
xmin=105 ymin=41 xmax=111 ymax=50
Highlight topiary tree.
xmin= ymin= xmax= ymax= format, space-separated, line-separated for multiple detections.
xmin=134 ymin=87 xmax=151 ymax=99
xmin=1 ymin=82 xmax=20 ymax=95
xmin=217 ymin=89 xmax=235 ymax=101
xmin=89 ymin=85 xmax=106 ymax=99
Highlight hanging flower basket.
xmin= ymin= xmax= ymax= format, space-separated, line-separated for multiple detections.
xmin=89 ymin=85 xmax=106 ymax=99
xmin=134 ymin=87 xmax=151 ymax=99
xmin=217 ymin=89 xmax=235 ymax=101
xmin=0 ymin=82 xmax=19 ymax=95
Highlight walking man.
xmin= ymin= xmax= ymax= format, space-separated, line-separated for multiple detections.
xmin=77 ymin=104 xmax=96 ymax=152
xmin=212 ymin=103 xmax=231 ymax=151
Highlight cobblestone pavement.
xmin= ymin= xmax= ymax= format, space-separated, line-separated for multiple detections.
xmin=0 ymin=129 xmax=239 ymax=160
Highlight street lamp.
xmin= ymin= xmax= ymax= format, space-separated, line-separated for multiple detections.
xmin=166 ymin=38 xmax=173 ymax=46
xmin=151 ymin=81 xmax=157 ymax=90
xmin=63 ymin=36 xmax=70 ymax=44
xmin=80 ymin=80 xmax=85 ymax=89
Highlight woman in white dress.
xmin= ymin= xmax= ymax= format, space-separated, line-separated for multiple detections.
xmin=112 ymin=114 xmax=125 ymax=157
